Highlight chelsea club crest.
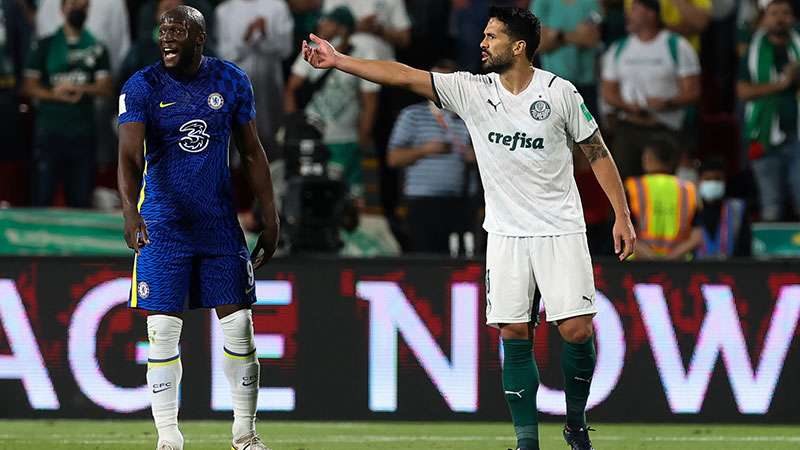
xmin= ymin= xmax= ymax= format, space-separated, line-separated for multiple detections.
xmin=137 ymin=281 xmax=150 ymax=299
xmin=207 ymin=92 xmax=224 ymax=110
xmin=530 ymin=100 xmax=551 ymax=121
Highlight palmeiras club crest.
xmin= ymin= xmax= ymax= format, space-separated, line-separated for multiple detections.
xmin=530 ymin=100 xmax=551 ymax=121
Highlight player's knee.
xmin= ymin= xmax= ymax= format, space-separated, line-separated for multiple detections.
xmin=220 ymin=308 xmax=255 ymax=354
xmin=560 ymin=320 xmax=594 ymax=344
xmin=147 ymin=315 xmax=183 ymax=358
xmin=500 ymin=323 xmax=531 ymax=340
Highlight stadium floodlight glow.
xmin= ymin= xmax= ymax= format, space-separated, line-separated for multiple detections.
xmin=533 ymin=290 xmax=626 ymax=414
xmin=636 ymin=283 xmax=800 ymax=414
xmin=0 ymin=279 xmax=60 ymax=410
xmin=211 ymin=280 xmax=296 ymax=412
xmin=358 ymin=281 xmax=479 ymax=413
xmin=68 ymin=278 xmax=150 ymax=412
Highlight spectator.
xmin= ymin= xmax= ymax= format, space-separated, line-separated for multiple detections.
xmin=624 ymin=0 xmax=711 ymax=50
xmin=215 ymin=0 xmax=293 ymax=156
xmin=36 ymin=0 xmax=129 ymax=73
xmin=285 ymin=6 xmax=378 ymax=202
xmin=695 ymin=159 xmax=751 ymax=258
xmin=0 ymin=0 xmax=34 ymax=161
xmin=23 ymin=0 xmax=112 ymax=208
xmin=601 ymin=0 xmax=701 ymax=179
xmin=119 ymin=0 xmax=186 ymax=90
xmin=532 ymin=0 xmax=602 ymax=116
xmin=322 ymin=0 xmax=410 ymax=60
xmin=401 ymin=0 xmax=451 ymax=69
xmin=451 ymin=0 xmax=488 ymax=73
xmin=37 ymin=0 xmax=130 ymax=171
xmin=738 ymin=0 xmax=800 ymax=221
xmin=135 ymin=0 xmax=214 ymax=44
xmin=601 ymin=0 xmax=628 ymax=47
xmin=386 ymin=59 xmax=477 ymax=254
xmin=625 ymin=139 xmax=702 ymax=259
xmin=286 ymin=0 xmax=323 ymax=70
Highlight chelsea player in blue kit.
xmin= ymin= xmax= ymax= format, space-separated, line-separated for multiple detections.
xmin=117 ymin=6 xmax=279 ymax=450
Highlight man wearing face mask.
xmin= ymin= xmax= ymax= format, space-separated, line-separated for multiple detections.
xmin=23 ymin=0 xmax=112 ymax=207
xmin=695 ymin=159 xmax=751 ymax=258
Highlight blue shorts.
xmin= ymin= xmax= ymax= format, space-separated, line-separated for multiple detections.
xmin=128 ymin=234 xmax=256 ymax=313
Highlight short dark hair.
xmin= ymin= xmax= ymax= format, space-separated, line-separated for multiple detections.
xmin=644 ymin=138 xmax=677 ymax=169
xmin=698 ymin=157 xmax=725 ymax=175
xmin=488 ymin=6 xmax=541 ymax=60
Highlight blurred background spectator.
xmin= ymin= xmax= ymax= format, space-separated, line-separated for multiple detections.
xmin=695 ymin=158 xmax=751 ymax=258
xmin=738 ymin=0 xmax=800 ymax=222
xmin=215 ymin=0 xmax=293 ymax=162
xmin=36 ymin=0 xmax=129 ymax=173
xmin=601 ymin=0 xmax=701 ymax=180
xmin=322 ymin=0 xmax=410 ymax=61
xmin=24 ymin=0 xmax=111 ymax=208
xmin=386 ymin=59 xmax=477 ymax=254
xmin=625 ymin=139 xmax=702 ymax=259
xmin=532 ymin=0 xmax=602 ymax=116
xmin=285 ymin=6 xmax=378 ymax=204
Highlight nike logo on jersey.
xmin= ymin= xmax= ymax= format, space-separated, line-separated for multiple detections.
xmin=152 ymin=387 xmax=171 ymax=393
xmin=504 ymin=389 xmax=525 ymax=399
xmin=487 ymin=99 xmax=501 ymax=111
xmin=242 ymin=380 xmax=258 ymax=387
xmin=159 ymin=101 xmax=177 ymax=108
xmin=573 ymin=376 xmax=592 ymax=383
xmin=582 ymin=295 xmax=594 ymax=303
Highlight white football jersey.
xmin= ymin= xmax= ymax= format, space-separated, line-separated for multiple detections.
xmin=432 ymin=69 xmax=598 ymax=237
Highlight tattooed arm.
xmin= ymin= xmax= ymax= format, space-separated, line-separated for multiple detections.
xmin=576 ymin=130 xmax=636 ymax=260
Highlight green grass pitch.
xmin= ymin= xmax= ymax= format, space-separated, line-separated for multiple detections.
xmin=1 ymin=420 xmax=798 ymax=449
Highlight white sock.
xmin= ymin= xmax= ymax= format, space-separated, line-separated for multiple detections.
xmin=220 ymin=309 xmax=259 ymax=440
xmin=147 ymin=315 xmax=184 ymax=448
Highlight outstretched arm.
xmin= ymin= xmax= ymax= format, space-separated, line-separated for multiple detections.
xmin=575 ymin=130 xmax=636 ymax=260
xmin=233 ymin=119 xmax=279 ymax=269
xmin=302 ymin=33 xmax=434 ymax=100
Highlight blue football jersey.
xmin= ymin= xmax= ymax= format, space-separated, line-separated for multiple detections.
xmin=119 ymin=57 xmax=255 ymax=254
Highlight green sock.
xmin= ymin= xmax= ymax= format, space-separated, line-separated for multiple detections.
xmin=502 ymin=339 xmax=540 ymax=450
xmin=561 ymin=338 xmax=597 ymax=429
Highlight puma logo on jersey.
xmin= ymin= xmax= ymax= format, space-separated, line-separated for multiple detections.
xmin=487 ymin=99 xmax=501 ymax=111
xmin=504 ymin=389 xmax=525 ymax=399
xmin=488 ymin=131 xmax=544 ymax=152
xmin=159 ymin=101 xmax=177 ymax=108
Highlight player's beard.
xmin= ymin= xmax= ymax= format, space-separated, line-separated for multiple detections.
xmin=482 ymin=47 xmax=514 ymax=74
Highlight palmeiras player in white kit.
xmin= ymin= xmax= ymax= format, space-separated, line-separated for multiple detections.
xmin=118 ymin=6 xmax=279 ymax=450
xmin=303 ymin=6 xmax=635 ymax=450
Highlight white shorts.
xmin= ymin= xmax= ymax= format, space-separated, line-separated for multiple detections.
xmin=485 ymin=232 xmax=597 ymax=327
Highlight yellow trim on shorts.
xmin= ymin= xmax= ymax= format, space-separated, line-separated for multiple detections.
xmin=130 ymin=254 xmax=138 ymax=308
xmin=136 ymin=140 xmax=148 ymax=211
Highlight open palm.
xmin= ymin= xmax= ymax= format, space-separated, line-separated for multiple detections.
xmin=302 ymin=33 xmax=338 ymax=69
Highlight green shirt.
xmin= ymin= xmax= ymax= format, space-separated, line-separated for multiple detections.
xmin=25 ymin=28 xmax=110 ymax=137
xmin=531 ymin=0 xmax=599 ymax=86
xmin=738 ymin=42 xmax=798 ymax=138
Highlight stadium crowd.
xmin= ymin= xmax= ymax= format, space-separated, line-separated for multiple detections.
xmin=0 ymin=0 xmax=797 ymax=258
